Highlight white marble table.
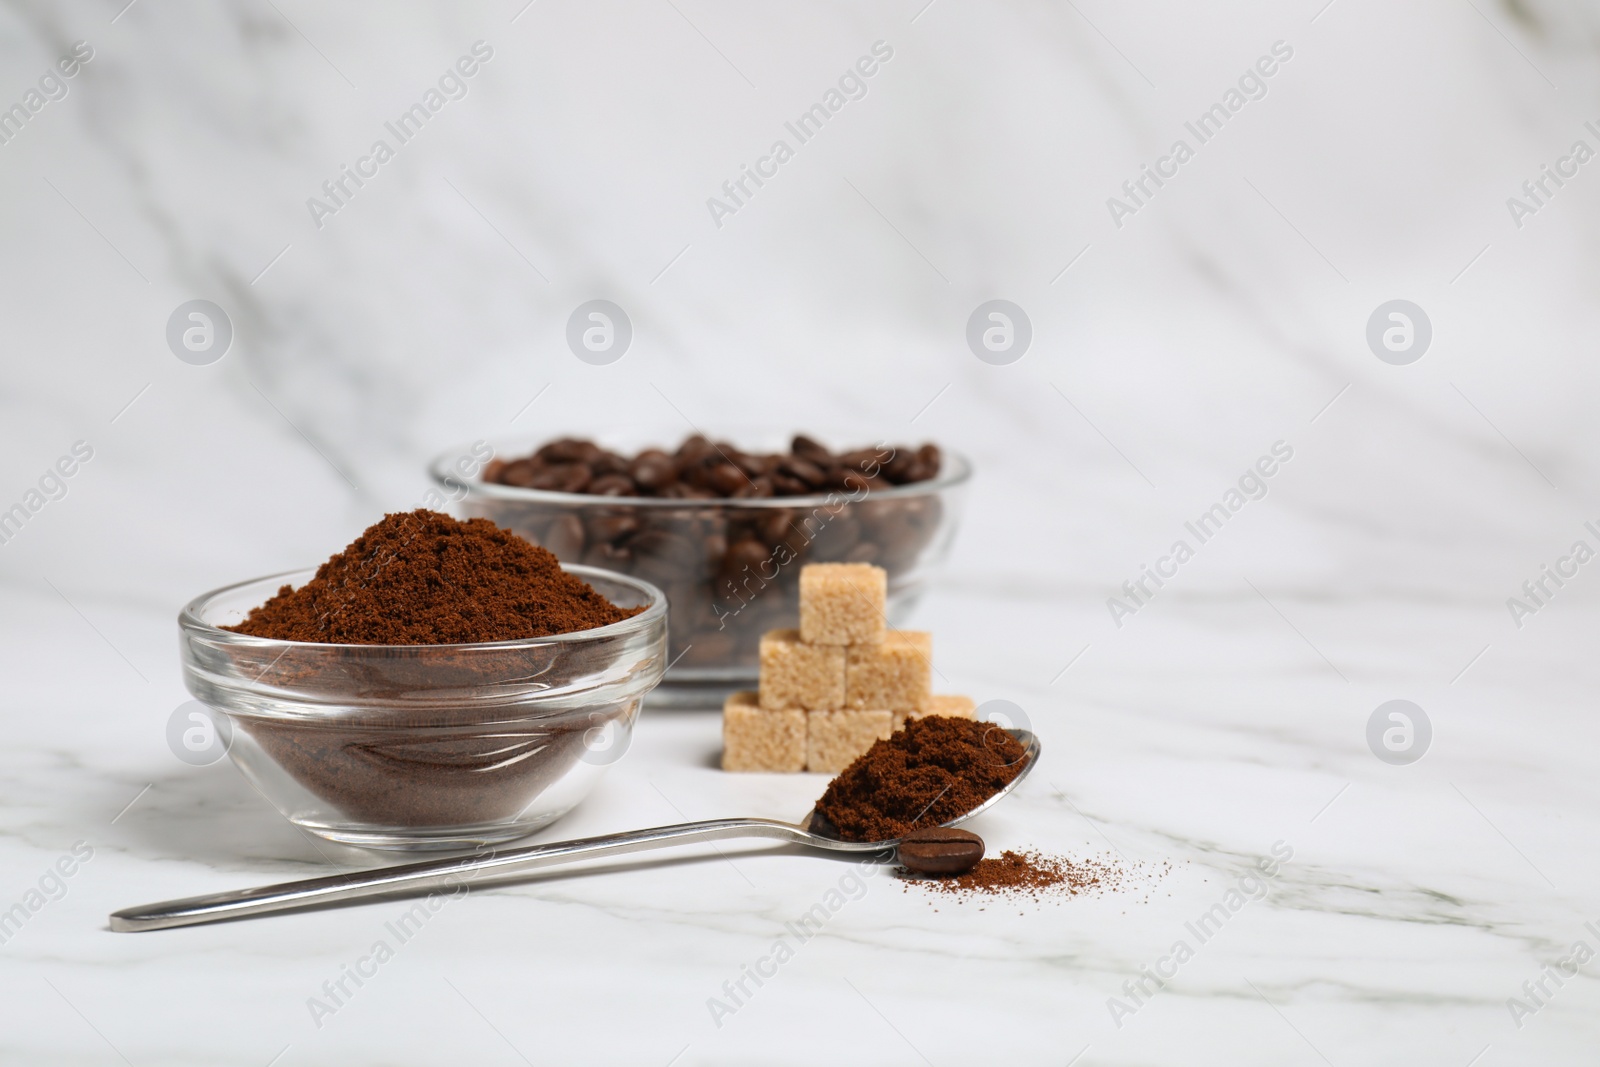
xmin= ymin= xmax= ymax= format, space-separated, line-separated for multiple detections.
xmin=5 ymin=577 xmax=1597 ymax=1065
xmin=5 ymin=0 xmax=1600 ymax=1062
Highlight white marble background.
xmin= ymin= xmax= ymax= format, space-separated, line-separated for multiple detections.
xmin=3 ymin=0 xmax=1600 ymax=1063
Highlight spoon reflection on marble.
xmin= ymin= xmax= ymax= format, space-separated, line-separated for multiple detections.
xmin=110 ymin=728 xmax=1038 ymax=932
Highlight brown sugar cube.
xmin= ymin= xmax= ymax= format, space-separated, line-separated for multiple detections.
xmin=799 ymin=563 xmax=887 ymax=646
xmin=722 ymin=692 xmax=806 ymax=773
xmin=846 ymin=630 xmax=932 ymax=714
xmin=806 ymin=710 xmax=893 ymax=774
xmin=894 ymin=693 xmax=977 ymax=732
xmin=758 ymin=629 xmax=845 ymax=711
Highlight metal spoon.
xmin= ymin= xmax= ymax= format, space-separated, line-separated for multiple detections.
xmin=110 ymin=728 xmax=1038 ymax=932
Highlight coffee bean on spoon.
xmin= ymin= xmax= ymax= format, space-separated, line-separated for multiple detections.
xmin=897 ymin=827 xmax=985 ymax=875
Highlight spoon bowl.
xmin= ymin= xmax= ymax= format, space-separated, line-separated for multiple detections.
xmin=111 ymin=728 xmax=1039 ymax=932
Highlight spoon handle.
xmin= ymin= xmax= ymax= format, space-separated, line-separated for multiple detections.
xmin=111 ymin=818 xmax=864 ymax=932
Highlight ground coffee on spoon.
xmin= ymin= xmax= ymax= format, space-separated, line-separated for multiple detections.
xmin=811 ymin=715 xmax=1160 ymax=902
xmin=812 ymin=716 xmax=1027 ymax=842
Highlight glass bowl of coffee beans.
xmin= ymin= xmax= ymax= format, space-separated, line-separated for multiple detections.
xmin=432 ymin=433 xmax=970 ymax=707
xmin=179 ymin=565 xmax=668 ymax=851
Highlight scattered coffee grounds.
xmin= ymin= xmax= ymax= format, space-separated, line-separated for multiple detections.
xmin=901 ymin=850 xmax=1152 ymax=904
xmin=483 ymin=434 xmax=942 ymax=499
xmin=226 ymin=509 xmax=640 ymax=644
xmin=812 ymin=716 xmax=1028 ymax=842
xmin=897 ymin=827 xmax=985 ymax=875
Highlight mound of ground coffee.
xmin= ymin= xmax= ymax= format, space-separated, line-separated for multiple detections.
xmin=812 ymin=716 xmax=1028 ymax=842
xmin=210 ymin=511 xmax=655 ymax=831
xmin=227 ymin=509 xmax=639 ymax=644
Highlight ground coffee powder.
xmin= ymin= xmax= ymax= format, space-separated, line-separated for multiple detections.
xmin=227 ymin=509 xmax=639 ymax=644
xmin=214 ymin=510 xmax=649 ymax=831
xmin=812 ymin=716 xmax=1028 ymax=842
xmin=907 ymin=850 xmax=1099 ymax=898
xmin=899 ymin=849 xmax=1169 ymax=907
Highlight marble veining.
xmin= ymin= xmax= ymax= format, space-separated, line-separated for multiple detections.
xmin=5 ymin=0 xmax=1600 ymax=1062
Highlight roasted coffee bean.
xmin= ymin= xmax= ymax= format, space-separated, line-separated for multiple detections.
xmin=591 ymin=451 xmax=630 ymax=476
xmin=527 ymin=467 xmax=563 ymax=491
xmin=588 ymin=473 xmax=637 ymax=496
xmin=702 ymin=531 xmax=729 ymax=567
xmin=677 ymin=435 xmax=718 ymax=465
xmin=540 ymin=514 xmax=585 ymax=559
xmin=529 ymin=463 xmax=592 ymax=493
xmin=629 ymin=451 xmax=676 ymax=491
xmin=897 ymin=827 xmax=985 ymax=874
xmin=721 ymin=537 xmax=770 ymax=579
xmin=757 ymin=509 xmax=796 ymax=548
xmin=730 ymin=476 xmax=775 ymax=498
xmin=498 ymin=459 xmax=538 ymax=488
xmin=770 ymin=472 xmax=810 ymax=496
xmin=707 ymin=463 xmax=748 ymax=495
xmin=890 ymin=461 xmax=923 ymax=485
xmin=721 ymin=449 xmax=759 ymax=477
xmin=777 ymin=455 xmax=827 ymax=487
xmin=559 ymin=465 xmax=593 ymax=493
xmin=537 ymin=438 xmax=592 ymax=464
xmin=814 ymin=517 xmax=862 ymax=557
xmin=581 ymin=542 xmax=631 ymax=568
xmin=586 ymin=513 xmax=641 ymax=544
xmin=882 ymin=450 xmax=917 ymax=484
xmin=816 ymin=466 xmax=852 ymax=492
xmin=837 ymin=449 xmax=885 ymax=473
xmin=841 ymin=471 xmax=891 ymax=495
xmin=791 ymin=434 xmax=833 ymax=467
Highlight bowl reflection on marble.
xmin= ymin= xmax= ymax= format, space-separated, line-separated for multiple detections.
xmin=177 ymin=565 xmax=667 ymax=851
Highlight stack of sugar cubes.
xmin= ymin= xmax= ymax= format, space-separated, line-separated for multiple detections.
xmin=722 ymin=562 xmax=976 ymax=773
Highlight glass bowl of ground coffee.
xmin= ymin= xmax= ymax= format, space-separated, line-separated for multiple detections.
xmin=434 ymin=433 xmax=971 ymax=708
xmin=180 ymin=521 xmax=668 ymax=851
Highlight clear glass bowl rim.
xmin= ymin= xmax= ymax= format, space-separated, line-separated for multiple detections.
xmin=429 ymin=437 xmax=973 ymax=509
xmin=179 ymin=562 xmax=668 ymax=653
